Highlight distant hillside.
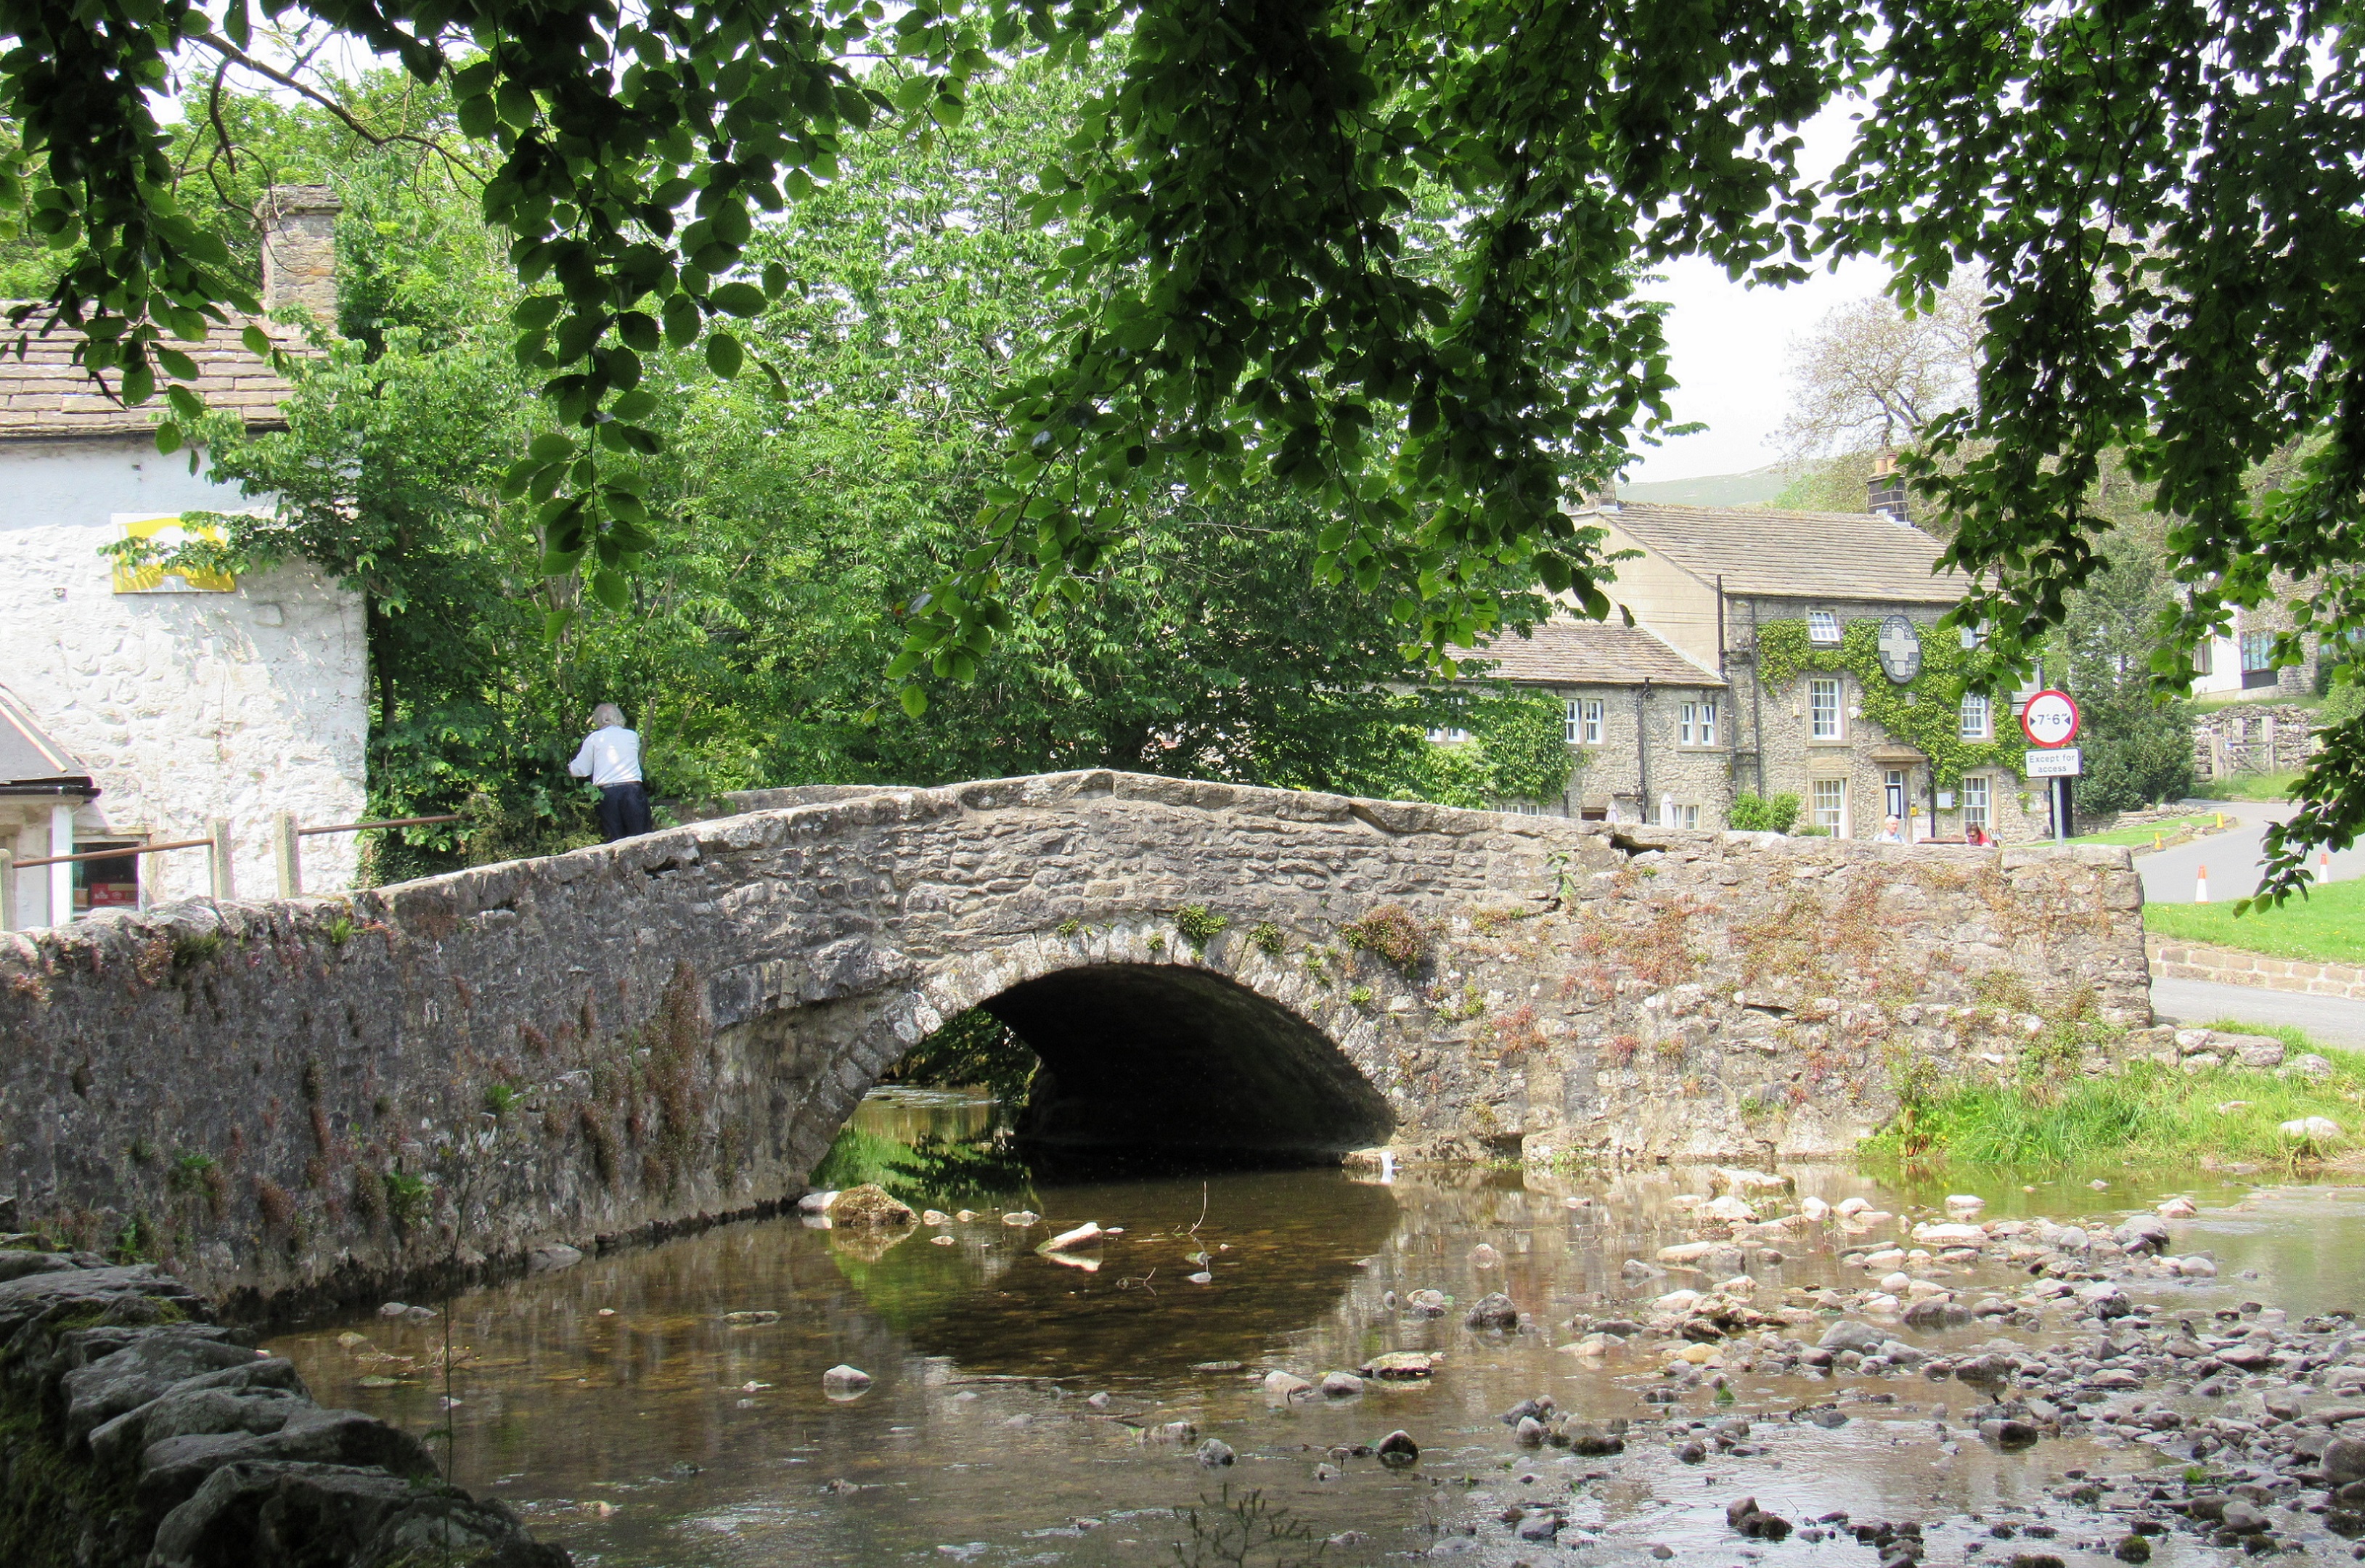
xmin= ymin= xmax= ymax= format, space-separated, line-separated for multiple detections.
xmin=1619 ymin=464 xmax=1796 ymax=508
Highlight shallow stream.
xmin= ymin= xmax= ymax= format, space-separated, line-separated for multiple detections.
xmin=267 ymin=1090 xmax=2365 ymax=1566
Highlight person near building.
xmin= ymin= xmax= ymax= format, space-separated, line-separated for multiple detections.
xmin=569 ymin=703 xmax=652 ymax=842
xmin=1876 ymin=814 xmax=1906 ymax=844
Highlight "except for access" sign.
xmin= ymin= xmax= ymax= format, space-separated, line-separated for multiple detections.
xmin=2025 ymin=747 xmax=2084 ymax=779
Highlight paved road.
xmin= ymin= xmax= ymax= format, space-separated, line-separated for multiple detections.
xmin=2150 ymin=975 xmax=2365 ymax=1050
xmin=2135 ymin=798 xmax=2365 ymax=904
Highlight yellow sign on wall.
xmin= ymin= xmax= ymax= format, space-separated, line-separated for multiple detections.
xmin=110 ymin=513 xmax=237 ymax=594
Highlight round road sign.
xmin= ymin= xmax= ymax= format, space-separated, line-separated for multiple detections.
xmin=2021 ymin=688 xmax=2080 ymax=748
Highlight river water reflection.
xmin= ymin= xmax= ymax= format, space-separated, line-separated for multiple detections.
xmin=268 ymin=1090 xmax=2365 ymax=1566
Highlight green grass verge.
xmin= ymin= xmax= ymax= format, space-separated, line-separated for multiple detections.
xmin=2071 ymin=814 xmax=2223 ymax=848
xmin=2144 ymin=875 xmax=2365 ymax=966
xmin=1863 ymin=1027 xmax=2365 ymax=1169
xmin=2192 ymin=772 xmax=2299 ymax=802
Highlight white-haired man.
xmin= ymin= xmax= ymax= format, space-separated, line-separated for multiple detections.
xmin=569 ymin=703 xmax=651 ymax=841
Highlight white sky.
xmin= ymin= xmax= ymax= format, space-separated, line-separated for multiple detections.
xmin=1624 ymin=99 xmax=1891 ymax=486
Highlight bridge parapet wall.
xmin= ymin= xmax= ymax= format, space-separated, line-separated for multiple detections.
xmin=0 ymin=770 xmax=2149 ymax=1313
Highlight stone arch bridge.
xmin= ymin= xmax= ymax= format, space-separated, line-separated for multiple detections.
xmin=0 ymin=771 xmax=2148 ymax=1311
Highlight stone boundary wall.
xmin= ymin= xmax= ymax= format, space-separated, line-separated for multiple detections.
xmin=2193 ymin=703 xmax=2323 ymax=781
xmin=0 ymin=771 xmax=2150 ymax=1315
xmin=2148 ymin=934 xmax=2365 ymax=1001
xmin=0 ymin=1248 xmax=560 ymax=1567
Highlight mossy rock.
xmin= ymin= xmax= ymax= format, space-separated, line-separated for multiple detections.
xmin=828 ymin=1185 xmax=916 ymax=1227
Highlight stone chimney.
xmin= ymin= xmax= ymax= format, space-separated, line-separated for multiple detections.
xmin=257 ymin=185 xmax=341 ymax=324
xmin=1867 ymin=449 xmax=1908 ymax=522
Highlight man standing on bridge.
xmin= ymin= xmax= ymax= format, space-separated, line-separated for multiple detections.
xmin=569 ymin=703 xmax=653 ymax=842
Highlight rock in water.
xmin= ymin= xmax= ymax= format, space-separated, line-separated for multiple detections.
xmin=1045 ymin=1222 xmax=1102 ymax=1251
xmin=1376 ymin=1429 xmax=1419 ymax=1468
xmin=1819 ymin=1320 xmax=1887 ymax=1354
xmin=830 ymin=1185 xmax=916 ymax=1226
xmin=1977 ymin=1417 xmax=2038 ymax=1449
xmin=1563 ymin=1424 xmax=1624 ymax=1455
xmin=1360 ymin=1351 xmax=1438 ymax=1379
xmin=2324 ymin=1436 xmax=2365 ymax=1489
xmin=1465 ymin=1292 xmax=1519 ymax=1329
xmin=1904 ymin=1298 xmax=1972 ymax=1331
xmin=1725 ymin=1497 xmax=1793 ymax=1540
xmin=1261 ymin=1371 xmax=1312 ymax=1402
xmin=1196 ymin=1438 xmax=1235 ymax=1467
xmin=821 ymin=1364 xmax=873 ymax=1398
xmin=1469 ymin=1243 xmax=1503 ymax=1268
xmin=1001 ymin=1209 xmax=1041 ymax=1226
xmin=1319 ymin=1371 xmax=1364 ymax=1398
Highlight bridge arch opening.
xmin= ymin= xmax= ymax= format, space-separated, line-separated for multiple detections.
xmin=961 ymin=964 xmax=1394 ymax=1167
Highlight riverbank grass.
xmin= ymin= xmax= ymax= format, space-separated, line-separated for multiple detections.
xmin=1869 ymin=1026 xmax=2365 ymax=1168
xmin=2144 ymin=875 xmax=2365 ymax=966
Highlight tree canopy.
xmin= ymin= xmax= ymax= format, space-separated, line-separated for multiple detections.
xmin=4 ymin=0 xmax=2361 ymax=896
xmin=150 ymin=62 xmax=1564 ymax=868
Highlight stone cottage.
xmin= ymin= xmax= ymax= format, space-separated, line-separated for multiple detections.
xmin=0 ymin=187 xmax=366 ymax=927
xmin=1469 ymin=616 xmax=1731 ymax=825
xmin=1577 ymin=489 xmax=2050 ymax=842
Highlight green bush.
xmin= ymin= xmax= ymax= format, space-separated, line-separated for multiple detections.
xmin=1729 ymin=791 xmax=1801 ymax=833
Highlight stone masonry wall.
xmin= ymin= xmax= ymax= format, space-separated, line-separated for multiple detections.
xmin=0 ymin=771 xmax=2150 ymax=1315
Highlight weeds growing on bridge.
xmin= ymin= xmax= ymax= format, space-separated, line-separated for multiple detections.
xmin=1173 ymin=905 xmax=1229 ymax=951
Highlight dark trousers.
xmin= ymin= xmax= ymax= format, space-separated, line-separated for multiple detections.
xmin=597 ymin=782 xmax=653 ymax=842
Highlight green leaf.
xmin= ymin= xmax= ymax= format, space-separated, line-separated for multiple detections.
xmin=591 ymin=568 xmax=629 ymax=611
xmin=708 ymin=282 xmax=766 ymax=318
xmin=154 ymin=421 xmax=181 ymax=454
xmin=899 ymin=683 xmax=928 ymax=717
xmin=706 ymin=332 xmax=743 ymax=379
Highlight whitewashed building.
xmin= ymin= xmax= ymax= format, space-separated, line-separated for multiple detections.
xmin=0 ymin=187 xmax=367 ymax=926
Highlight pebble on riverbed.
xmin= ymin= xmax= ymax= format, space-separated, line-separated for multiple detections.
xmin=821 ymin=1364 xmax=873 ymax=1398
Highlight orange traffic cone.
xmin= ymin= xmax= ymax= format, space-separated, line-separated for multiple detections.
xmin=2196 ymin=864 xmax=2210 ymax=904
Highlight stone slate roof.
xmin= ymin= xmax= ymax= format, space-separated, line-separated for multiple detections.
xmin=1469 ymin=616 xmax=1725 ymax=688
xmin=1591 ymin=499 xmax=1969 ymax=604
xmin=0 ymin=310 xmax=302 ymax=441
xmin=0 ymin=685 xmax=96 ymax=796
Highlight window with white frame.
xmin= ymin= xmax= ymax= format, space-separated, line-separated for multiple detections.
xmin=1958 ymin=691 xmax=1991 ymax=740
xmin=1565 ymin=698 xmax=1601 ymax=745
xmin=1809 ymin=677 xmax=1843 ymax=739
xmin=1678 ymin=700 xmax=1720 ymax=746
xmin=1564 ymin=698 xmax=1582 ymax=745
xmin=2192 ymin=640 xmax=2215 ymax=676
xmin=1503 ymin=799 xmax=1547 ymax=817
xmin=1699 ymin=699 xmax=1717 ymax=746
xmin=1813 ymin=779 xmax=1846 ymax=833
xmin=1808 ymin=610 xmax=1842 ymax=644
xmin=2240 ymin=630 xmax=2276 ymax=672
xmin=1426 ymin=696 xmax=1470 ymax=744
xmin=1669 ymin=803 xmax=1700 ymax=829
xmin=1958 ymin=620 xmax=1988 ymax=650
xmin=1961 ymin=775 xmax=1990 ymax=830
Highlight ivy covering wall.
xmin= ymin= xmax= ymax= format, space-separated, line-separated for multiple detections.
xmin=1755 ymin=618 xmax=2024 ymax=788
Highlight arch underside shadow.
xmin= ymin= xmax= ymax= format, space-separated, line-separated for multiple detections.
xmin=981 ymin=964 xmax=1394 ymax=1165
